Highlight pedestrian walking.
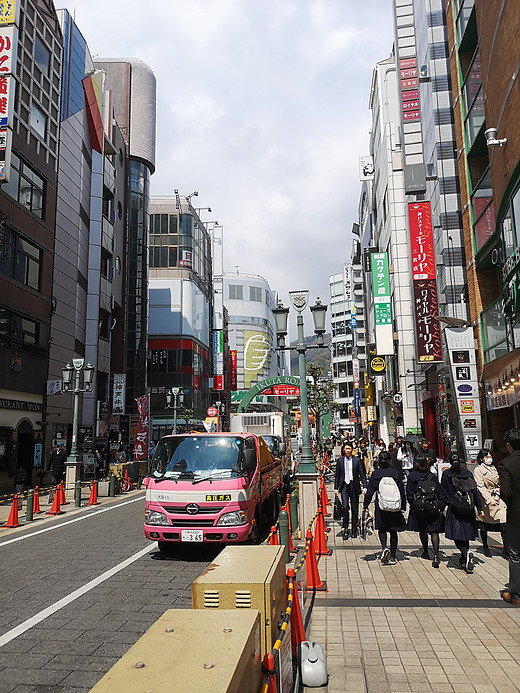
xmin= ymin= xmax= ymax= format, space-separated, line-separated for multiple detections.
xmin=498 ymin=428 xmax=520 ymax=606
xmin=388 ymin=442 xmax=402 ymax=474
xmin=418 ymin=439 xmax=437 ymax=468
xmin=474 ymin=448 xmax=508 ymax=558
xmin=406 ymin=453 xmax=444 ymax=568
xmin=440 ymin=452 xmax=482 ymax=573
xmin=400 ymin=440 xmax=414 ymax=479
xmin=334 ymin=442 xmax=367 ymax=539
xmin=49 ymin=441 xmax=67 ymax=485
xmin=363 ymin=450 xmax=406 ymax=565
xmin=373 ymin=439 xmax=386 ymax=469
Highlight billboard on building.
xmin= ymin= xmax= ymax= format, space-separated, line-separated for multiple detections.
xmin=244 ymin=331 xmax=271 ymax=389
xmin=408 ymin=202 xmax=442 ymax=362
xmin=230 ymin=350 xmax=237 ymax=390
xmin=371 ymin=252 xmax=393 ymax=355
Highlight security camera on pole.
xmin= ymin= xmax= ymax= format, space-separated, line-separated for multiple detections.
xmin=273 ymin=291 xmax=328 ymax=533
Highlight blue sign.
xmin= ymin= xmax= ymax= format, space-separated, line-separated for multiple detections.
xmin=351 ymin=317 xmax=357 ymax=329
xmin=354 ymin=389 xmax=361 ymax=417
xmin=33 ymin=442 xmax=42 ymax=467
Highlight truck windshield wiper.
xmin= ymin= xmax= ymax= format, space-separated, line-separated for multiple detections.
xmin=151 ymin=471 xmax=195 ymax=483
xmin=192 ymin=471 xmax=232 ymax=485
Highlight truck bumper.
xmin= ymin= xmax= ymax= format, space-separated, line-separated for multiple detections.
xmin=144 ymin=523 xmax=251 ymax=544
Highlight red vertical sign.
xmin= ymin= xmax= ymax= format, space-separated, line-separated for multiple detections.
xmin=408 ymin=202 xmax=442 ymax=362
xmin=133 ymin=394 xmax=150 ymax=461
xmin=230 ymin=350 xmax=237 ymax=390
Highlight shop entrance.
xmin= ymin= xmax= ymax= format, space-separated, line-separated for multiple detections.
xmin=16 ymin=420 xmax=34 ymax=486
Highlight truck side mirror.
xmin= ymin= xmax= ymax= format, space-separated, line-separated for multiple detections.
xmin=242 ymin=449 xmax=257 ymax=474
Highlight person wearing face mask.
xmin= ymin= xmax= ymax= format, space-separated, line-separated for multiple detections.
xmin=474 ymin=448 xmax=509 ymax=558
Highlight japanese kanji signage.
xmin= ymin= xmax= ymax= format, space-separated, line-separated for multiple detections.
xmin=112 ymin=373 xmax=125 ymax=414
xmin=133 ymin=394 xmax=150 ymax=461
xmin=408 ymin=202 xmax=442 ymax=362
xmin=230 ymin=350 xmax=237 ymax=390
xmin=0 ymin=22 xmax=16 ymax=183
xmin=370 ymin=252 xmax=393 ymax=355
xmin=0 ymin=0 xmax=19 ymax=26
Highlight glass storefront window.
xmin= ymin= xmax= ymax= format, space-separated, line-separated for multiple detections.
xmin=481 ymin=299 xmax=507 ymax=363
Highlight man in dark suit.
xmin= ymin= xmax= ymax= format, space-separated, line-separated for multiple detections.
xmin=498 ymin=428 xmax=520 ymax=606
xmin=334 ymin=442 xmax=367 ymax=539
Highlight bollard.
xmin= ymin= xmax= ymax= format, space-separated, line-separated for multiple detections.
xmin=278 ymin=509 xmax=290 ymax=563
xmin=109 ymin=474 xmax=116 ymax=497
xmin=289 ymin=491 xmax=298 ymax=535
xmin=26 ymin=489 xmax=34 ymax=522
xmin=75 ymin=480 xmax=82 ymax=508
xmin=137 ymin=475 xmax=142 ymax=490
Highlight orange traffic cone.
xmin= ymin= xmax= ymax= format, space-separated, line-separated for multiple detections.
xmin=46 ymin=489 xmax=64 ymax=515
xmin=124 ymin=470 xmax=132 ymax=489
xmin=319 ymin=486 xmax=330 ymax=518
xmin=261 ymin=652 xmax=278 ymax=693
xmin=304 ymin=528 xmax=327 ymax=591
xmin=320 ymin=476 xmax=331 ymax=506
xmin=314 ymin=508 xmax=333 ymax=556
xmin=58 ymin=481 xmax=69 ymax=505
xmin=4 ymin=494 xmax=21 ymax=528
xmin=87 ymin=480 xmax=100 ymax=506
xmin=33 ymin=486 xmax=43 ymax=514
xmin=269 ymin=526 xmax=279 ymax=545
xmin=285 ymin=503 xmax=296 ymax=553
xmin=287 ymin=568 xmax=305 ymax=654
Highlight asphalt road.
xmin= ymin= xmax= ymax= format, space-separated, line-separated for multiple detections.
xmin=0 ymin=492 xmax=224 ymax=692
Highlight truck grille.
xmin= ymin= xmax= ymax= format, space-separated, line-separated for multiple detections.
xmin=163 ymin=506 xmax=224 ymax=515
xmin=170 ymin=519 xmax=215 ymax=527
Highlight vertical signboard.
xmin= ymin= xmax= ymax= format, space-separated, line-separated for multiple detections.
xmin=445 ymin=327 xmax=481 ymax=463
xmin=371 ymin=252 xmax=393 ymax=355
xmin=0 ymin=4 xmax=17 ymax=183
xmin=133 ymin=394 xmax=150 ymax=461
xmin=244 ymin=331 xmax=271 ymax=389
xmin=343 ymin=263 xmax=352 ymax=302
xmin=408 ymin=202 xmax=442 ymax=362
xmin=213 ymin=330 xmax=224 ymax=391
xmin=112 ymin=374 xmax=126 ymax=414
xmin=230 ymin=350 xmax=237 ymax=390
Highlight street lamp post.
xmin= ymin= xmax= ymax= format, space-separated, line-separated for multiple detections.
xmin=273 ymin=291 xmax=328 ymax=532
xmin=166 ymin=388 xmax=184 ymax=434
xmin=61 ymin=359 xmax=95 ymax=499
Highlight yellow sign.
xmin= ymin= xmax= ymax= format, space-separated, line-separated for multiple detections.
xmin=0 ymin=0 xmax=17 ymax=25
xmin=206 ymin=494 xmax=231 ymax=502
xmin=244 ymin=331 xmax=271 ymax=389
xmin=370 ymin=356 xmax=386 ymax=372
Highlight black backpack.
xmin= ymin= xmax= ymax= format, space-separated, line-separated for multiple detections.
xmin=450 ymin=475 xmax=477 ymax=518
xmin=414 ymin=473 xmax=438 ymax=516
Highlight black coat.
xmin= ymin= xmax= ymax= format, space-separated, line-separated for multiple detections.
xmin=440 ymin=467 xmax=481 ymax=541
xmin=50 ymin=447 xmax=67 ymax=477
xmin=363 ymin=467 xmax=406 ymax=531
xmin=498 ymin=449 xmax=520 ymax=525
xmin=406 ymin=470 xmax=444 ymax=533
xmin=334 ymin=455 xmax=366 ymax=495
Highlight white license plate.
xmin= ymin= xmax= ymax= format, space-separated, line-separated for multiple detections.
xmin=181 ymin=529 xmax=203 ymax=542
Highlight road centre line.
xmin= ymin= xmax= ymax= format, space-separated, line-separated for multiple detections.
xmin=0 ymin=543 xmax=155 ymax=648
xmin=0 ymin=493 xmax=145 ymax=548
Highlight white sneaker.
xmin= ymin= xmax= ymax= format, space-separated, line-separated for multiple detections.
xmin=380 ymin=548 xmax=390 ymax=564
xmin=388 ymin=557 xmax=397 ymax=565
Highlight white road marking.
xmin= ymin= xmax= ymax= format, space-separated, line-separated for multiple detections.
xmin=0 ymin=493 xmax=146 ymax=548
xmin=0 ymin=543 xmax=156 ymax=648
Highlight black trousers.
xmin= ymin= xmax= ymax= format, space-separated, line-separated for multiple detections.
xmin=340 ymin=483 xmax=360 ymax=530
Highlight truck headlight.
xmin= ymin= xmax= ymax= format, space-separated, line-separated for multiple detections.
xmin=145 ymin=510 xmax=169 ymax=526
xmin=216 ymin=510 xmax=248 ymax=526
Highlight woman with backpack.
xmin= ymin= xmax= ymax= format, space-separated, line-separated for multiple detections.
xmin=363 ymin=450 xmax=406 ymax=565
xmin=406 ymin=454 xmax=444 ymax=568
xmin=440 ymin=452 xmax=482 ymax=573
xmin=474 ymin=448 xmax=509 ymax=558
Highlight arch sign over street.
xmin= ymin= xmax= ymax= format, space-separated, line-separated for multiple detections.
xmin=237 ymin=376 xmax=300 ymax=413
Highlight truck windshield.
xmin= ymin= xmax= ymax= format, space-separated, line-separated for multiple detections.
xmin=150 ymin=436 xmax=245 ymax=480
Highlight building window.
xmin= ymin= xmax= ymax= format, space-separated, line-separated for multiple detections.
xmin=2 ymin=154 xmax=45 ymax=219
xmin=250 ymin=286 xmax=262 ymax=302
xmin=34 ymin=35 xmax=50 ymax=75
xmin=30 ymin=102 xmax=47 ymax=140
xmin=229 ymin=285 xmax=243 ymax=300
xmin=0 ymin=225 xmax=41 ymax=290
xmin=0 ymin=308 xmax=39 ymax=347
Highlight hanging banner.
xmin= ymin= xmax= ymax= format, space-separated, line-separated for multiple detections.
xmin=230 ymin=350 xmax=237 ymax=390
xmin=244 ymin=331 xmax=271 ymax=389
xmin=343 ymin=263 xmax=352 ymax=302
xmin=371 ymin=252 xmax=393 ymax=355
xmin=133 ymin=394 xmax=150 ymax=461
xmin=408 ymin=202 xmax=442 ymax=362
xmin=112 ymin=374 xmax=126 ymax=414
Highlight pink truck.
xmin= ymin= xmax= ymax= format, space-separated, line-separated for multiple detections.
xmin=143 ymin=432 xmax=282 ymax=552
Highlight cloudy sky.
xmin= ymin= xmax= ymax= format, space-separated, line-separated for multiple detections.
xmin=60 ymin=0 xmax=393 ymax=314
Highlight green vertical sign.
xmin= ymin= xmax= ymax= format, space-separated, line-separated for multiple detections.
xmin=371 ymin=252 xmax=392 ymax=326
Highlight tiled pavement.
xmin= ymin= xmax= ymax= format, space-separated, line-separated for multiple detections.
xmin=307 ymin=495 xmax=520 ymax=693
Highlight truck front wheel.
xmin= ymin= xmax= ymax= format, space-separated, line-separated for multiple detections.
xmin=248 ymin=510 xmax=261 ymax=544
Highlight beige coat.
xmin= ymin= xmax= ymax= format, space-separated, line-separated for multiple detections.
xmin=474 ymin=463 xmax=507 ymax=524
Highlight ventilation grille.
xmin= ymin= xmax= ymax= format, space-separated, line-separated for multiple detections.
xmin=235 ymin=591 xmax=252 ymax=608
xmin=240 ymin=414 xmax=271 ymax=427
xmin=203 ymin=590 xmax=220 ymax=608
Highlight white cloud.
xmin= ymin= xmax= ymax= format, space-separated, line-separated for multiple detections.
xmin=60 ymin=0 xmax=393 ymax=314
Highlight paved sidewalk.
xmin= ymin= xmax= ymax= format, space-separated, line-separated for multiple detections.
xmin=307 ymin=491 xmax=520 ymax=693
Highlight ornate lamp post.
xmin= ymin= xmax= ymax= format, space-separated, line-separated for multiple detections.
xmin=166 ymin=387 xmax=184 ymax=434
xmin=273 ymin=291 xmax=328 ymax=530
xmin=61 ymin=359 xmax=95 ymax=498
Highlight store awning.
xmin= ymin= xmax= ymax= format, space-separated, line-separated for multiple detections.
xmin=481 ymin=346 xmax=520 ymax=381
